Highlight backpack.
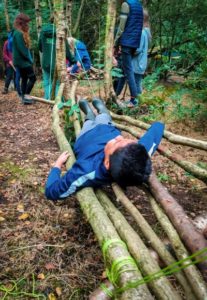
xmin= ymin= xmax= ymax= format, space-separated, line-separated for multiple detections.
xmin=7 ymin=31 xmax=13 ymax=52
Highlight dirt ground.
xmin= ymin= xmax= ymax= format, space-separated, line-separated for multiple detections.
xmin=0 ymin=80 xmax=206 ymax=299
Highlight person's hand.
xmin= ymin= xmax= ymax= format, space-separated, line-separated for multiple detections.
xmin=112 ymin=56 xmax=118 ymax=66
xmin=77 ymin=61 xmax=82 ymax=68
xmin=54 ymin=151 xmax=70 ymax=169
xmin=67 ymin=66 xmax=72 ymax=73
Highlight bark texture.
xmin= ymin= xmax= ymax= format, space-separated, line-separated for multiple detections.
xmin=104 ymin=0 xmax=117 ymax=101
xmin=150 ymin=196 xmax=207 ymax=299
xmin=96 ymin=189 xmax=182 ymax=300
xmin=4 ymin=0 xmax=10 ymax=31
xmin=112 ymin=183 xmax=196 ymax=300
xmin=149 ymin=172 xmax=207 ymax=281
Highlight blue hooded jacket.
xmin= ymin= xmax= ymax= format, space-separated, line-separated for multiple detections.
xmin=70 ymin=40 xmax=91 ymax=73
xmin=132 ymin=27 xmax=151 ymax=74
xmin=120 ymin=0 xmax=143 ymax=49
xmin=45 ymin=122 xmax=164 ymax=201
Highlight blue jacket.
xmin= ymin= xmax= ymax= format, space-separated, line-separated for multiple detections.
xmin=132 ymin=27 xmax=151 ymax=74
xmin=70 ymin=40 xmax=91 ymax=73
xmin=120 ymin=0 xmax=143 ymax=49
xmin=45 ymin=122 xmax=164 ymax=201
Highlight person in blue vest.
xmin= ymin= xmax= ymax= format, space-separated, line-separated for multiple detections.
xmin=45 ymin=98 xmax=164 ymax=201
xmin=114 ymin=0 xmax=143 ymax=107
xmin=66 ymin=37 xmax=91 ymax=75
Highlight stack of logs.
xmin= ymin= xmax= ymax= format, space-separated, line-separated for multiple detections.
xmin=31 ymin=81 xmax=207 ymax=300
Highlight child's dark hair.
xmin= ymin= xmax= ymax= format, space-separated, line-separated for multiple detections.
xmin=109 ymin=143 xmax=152 ymax=187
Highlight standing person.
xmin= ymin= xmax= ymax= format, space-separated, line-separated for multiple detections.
xmin=67 ymin=37 xmax=91 ymax=75
xmin=45 ymin=98 xmax=164 ymax=201
xmin=38 ymin=17 xmax=77 ymax=100
xmin=132 ymin=9 xmax=151 ymax=100
xmin=2 ymin=37 xmax=15 ymax=94
xmin=12 ymin=13 xmax=36 ymax=104
xmin=114 ymin=0 xmax=143 ymax=107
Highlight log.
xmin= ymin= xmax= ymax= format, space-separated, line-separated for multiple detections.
xmin=110 ymin=111 xmax=207 ymax=151
xmin=150 ymin=196 xmax=207 ymax=299
xmin=30 ymin=95 xmax=55 ymax=105
xmin=96 ymin=189 xmax=182 ymax=300
xmin=114 ymin=122 xmax=207 ymax=184
xmin=51 ymin=83 xmax=153 ymax=299
xmin=112 ymin=183 xmax=196 ymax=300
xmin=149 ymin=172 xmax=207 ymax=281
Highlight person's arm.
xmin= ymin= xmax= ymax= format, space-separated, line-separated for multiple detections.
xmin=45 ymin=152 xmax=96 ymax=200
xmin=14 ymin=31 xmax=33 ymax=63
xmin=134 ymin=30 xmax=145 ymax=56
xmin=3 ymin=41 xmax=11 ymax=64
xmin=114 ymin=2 xmax=129 ymax=45
xmin=138 ymin=122 xmax=165 ymax=156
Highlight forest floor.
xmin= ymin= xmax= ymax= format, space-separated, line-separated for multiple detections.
xmin=0 ymin=79 xmax=206 ymax=299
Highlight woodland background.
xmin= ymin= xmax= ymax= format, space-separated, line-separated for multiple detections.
xmin=0 ymin=0 xmax=207 ymax=299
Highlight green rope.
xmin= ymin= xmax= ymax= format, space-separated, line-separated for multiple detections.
xmin=100 ymin=246 xmax=207 ymax=298
xmin=102 ymin=239 xmax=127 ymax=263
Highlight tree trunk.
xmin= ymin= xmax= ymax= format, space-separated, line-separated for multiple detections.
xmin=111 ymin=183 xmax=196 ymax=299
xmin=54 ymin=0 xmax=72 ymax=99
xmin=150 ymin=196 xmax=207 ymax=299
xmin=73 ymin=0 xmax=85 ymax=36
xmin=4 ymin=0 xmax=10 ymax=32
xmin=104 ymin=0 xmax=117 ymax=101
xmin=66 ymin=0 xmax=72 ymax=36
xmin=110 ymin=112 xmax=207 ymax=151
xmin=96 ymin=189 xmax=182 ymax=300
xmin=113 ymin=122 xmax=207 ymax=184
xmin=51 ymin=82 xmax=153 ymax=299
xmin=35 ymin=0 xmax=42 ymax=39
xmin=149 ymin=172 xmax=207 ymax=281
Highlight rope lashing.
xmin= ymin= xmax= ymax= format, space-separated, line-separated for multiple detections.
xmin=101 ymin=246 xmax=207 ymax=297
xmin=102 ymin=239 xmax=138 ymax=286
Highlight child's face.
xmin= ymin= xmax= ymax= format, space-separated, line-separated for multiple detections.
xmin=104 ymin=135 xmax=136 ymax=169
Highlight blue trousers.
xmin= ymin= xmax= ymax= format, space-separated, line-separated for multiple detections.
xmin=134 ymin=73 xmax=143 ymax=95
xmin=116 ymin=46 xmax=137 ymax=98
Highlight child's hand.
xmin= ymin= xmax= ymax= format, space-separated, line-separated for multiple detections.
xmin=54 ymin=151 xmax=70 ymax=169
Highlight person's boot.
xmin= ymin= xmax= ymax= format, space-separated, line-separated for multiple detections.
xmin=79 ymin=99 xmax=95 ymax=121
xmin=92 ymin=98 xmax=109 ymax=115
xmin=2 ymin=87 xmax=8 ymax=94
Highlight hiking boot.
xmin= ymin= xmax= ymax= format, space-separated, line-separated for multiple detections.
xmin=21 ymin=95 xmax=33 ymax=105
xmin=92 ymin=98 xmax=109 ymax=115
xmin=2 ymin=88 xmax=8 ymax=94
xmin=79 ymin=99 xmax=95 ymax=121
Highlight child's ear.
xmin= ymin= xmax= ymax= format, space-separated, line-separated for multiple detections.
xmin=104 ymin=157 xmax=110 ymax=170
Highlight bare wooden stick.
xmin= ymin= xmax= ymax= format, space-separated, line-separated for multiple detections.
xmin=96 ymin=189 xmax=182 ymax=300
xmin=110 ymin=111 xmax=207 ymax=151
xmin=30 ymin=95 xmax=55 ymax=105
xmin=112 ymin=183 xmax=196 ymax=299
xmin=150 ymin=196 xmax=207 ymax=299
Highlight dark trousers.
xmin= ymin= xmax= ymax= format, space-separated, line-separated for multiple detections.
xmin=15 ymin=67 xmax=22 ymax=96
xmin=4 ymin=65 xmax=14 ymax=89
xmin=19 ymin=66 xmax=36 ymax=95
xmin=116 ymin=46 xmax=137 ymax=98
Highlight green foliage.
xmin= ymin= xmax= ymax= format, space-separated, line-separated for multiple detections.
xmin=157 ymin=172 xmax=170 ymax=182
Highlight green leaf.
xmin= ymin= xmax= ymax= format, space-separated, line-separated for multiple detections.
xmin=57 ymin=102 xmax=64 ymax=109
xmin=68 ymin=104 xmax=80 ymax=116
